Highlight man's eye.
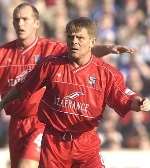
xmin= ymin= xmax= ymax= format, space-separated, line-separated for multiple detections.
xmin=14 ymin=18 xmax=28 ymax=22
xmin=68 ymin=36 xmax=73 ymax=39
xmin=15 ymin=18 xmax=20 ymax=22
xmin=23 ymin=18 xmax=28 ymax=21
xmin=78 ymin=37 xmax=84 ymax=40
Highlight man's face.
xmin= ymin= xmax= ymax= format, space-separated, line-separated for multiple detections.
xmin=13 ymin=6 xmax=39 ymax=40
xmin=67 ymin=28 xmax=95 ymax=61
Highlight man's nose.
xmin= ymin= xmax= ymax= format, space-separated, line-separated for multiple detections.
xmin=18 ymin=19 xmax=24 ymax=26
xmin=72 ymin=36 xmax=78 ymax=44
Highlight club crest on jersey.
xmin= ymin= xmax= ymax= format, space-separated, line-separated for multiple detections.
xmin=34 ymin=55 xmax=41 ymax=63
xmin=88 ymin=76 xmax=96 ymax=87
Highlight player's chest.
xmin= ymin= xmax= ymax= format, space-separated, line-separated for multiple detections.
xmin=0 ymin=48 xmax=43 ymax=65
xmin=0 ymin=48 xmax=44 ymax=86
xmin=46 ymin=64 xmax=106 ymax=116
xmin=49 ymin=63 xmax=105 ymax=92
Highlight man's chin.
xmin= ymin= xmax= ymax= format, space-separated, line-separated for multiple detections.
xmin=17 ymin=34 xmax=26 ymax=40
xmin=70 ymin=53 xmax=80 ymax=59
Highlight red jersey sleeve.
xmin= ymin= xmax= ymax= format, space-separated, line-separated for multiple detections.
xmin=104 ymin=64 xmax=136 ymax=117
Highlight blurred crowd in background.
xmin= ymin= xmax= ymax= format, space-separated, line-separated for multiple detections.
xmin=0 ymin=0 xmax=150 ymax=152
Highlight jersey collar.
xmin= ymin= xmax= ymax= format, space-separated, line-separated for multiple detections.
xmin=16 ymin=37 xmax=39 ymax=54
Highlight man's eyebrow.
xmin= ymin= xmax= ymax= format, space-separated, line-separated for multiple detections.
xmin=14 ymin=16 xmax=28 ymax=19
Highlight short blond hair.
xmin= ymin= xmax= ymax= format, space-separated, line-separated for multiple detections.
xmin=66 ymin=17 xmax=97 ymax=38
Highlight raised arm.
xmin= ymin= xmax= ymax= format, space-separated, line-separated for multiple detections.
xmin=92 ymin=44 xmax=135 ymax=57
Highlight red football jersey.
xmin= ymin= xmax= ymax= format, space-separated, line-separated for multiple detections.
xmin=0 ymin=38 xmax=67 ymax=117
xmin=16 ymin=55 xmax=135 ymax=131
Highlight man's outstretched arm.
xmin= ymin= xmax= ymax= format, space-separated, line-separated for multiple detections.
xmin=92 ymin=44 xmax=135 ymax=57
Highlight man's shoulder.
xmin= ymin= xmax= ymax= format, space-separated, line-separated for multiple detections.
xmin=39 ymin=54 xmax=68 ymax=65
xmin=38 ymin=37 xmax=67 ymax=48
xmin=37 ymin=38 xmax=67 ymax=56
xmin=0 ymin=40 xmax=17 ymax=49
xmin=102 ymin=61 xmax=124 ymax=82
xmin=93 ymin=57 xmax=122 ymax=77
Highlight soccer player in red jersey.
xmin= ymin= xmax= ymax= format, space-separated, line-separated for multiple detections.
xmin=0 ymin=17 xmax=150 ymax=168
xmin=0 ymin=3 xmax=135 ymax=168
xmin=0 ymin=3 xmax=68 ymax=168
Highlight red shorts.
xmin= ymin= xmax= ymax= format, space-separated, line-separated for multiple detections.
xmin=9 ymin=116 xmax=45 ymax=168
xmin=39 ymin=128 xmax=105 ymax=168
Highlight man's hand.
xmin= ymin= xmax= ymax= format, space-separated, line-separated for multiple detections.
xmin=107 ymin=45 xmax=136 ymax=54
xmin=140 ymin=98 xmax=150 ymax=112
xmin=131 ymin=96 xmax=150 ymax=112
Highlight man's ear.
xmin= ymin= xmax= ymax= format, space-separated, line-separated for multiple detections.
xmin=90 ymin=38 xmax=96 ymax=48
xmin=34 ymin=20 xmax=40 ymax=29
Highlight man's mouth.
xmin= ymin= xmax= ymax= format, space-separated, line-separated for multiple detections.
xmin=17 ymin=29 xmax=25 ymax=34
xmin=71 ymin=48 xmax=78 ymax=52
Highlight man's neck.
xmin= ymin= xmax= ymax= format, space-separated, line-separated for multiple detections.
xmin=71 ymin=53 xmax=92 ymax=68
xmin=18 ymin=36 xmax=38 ymax=49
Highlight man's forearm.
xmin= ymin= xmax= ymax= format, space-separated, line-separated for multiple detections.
xmin=92 ymin=44 xmax=135 ymax=57
xmin=92 ymin=44 xmax=113 ymax=57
